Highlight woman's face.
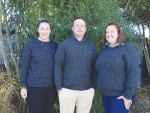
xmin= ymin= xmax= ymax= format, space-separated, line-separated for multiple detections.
xmin=38 ymin=22 xmax=51 ymax=42
xmin=106 ymin=25 xmax=118 ymax=46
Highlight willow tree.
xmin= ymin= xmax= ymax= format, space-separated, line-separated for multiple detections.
xmin=0 ymin=0 xmax=27 ymax=77
xmin=0 ymin=0 xmax=11 ymax=77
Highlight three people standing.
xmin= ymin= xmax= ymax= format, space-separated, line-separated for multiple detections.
xmin=20 ymin=19 xmax=139 ymax=113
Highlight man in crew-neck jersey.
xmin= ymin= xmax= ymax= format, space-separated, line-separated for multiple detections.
xmin=54 ymin=17 xmax=98 ymax=113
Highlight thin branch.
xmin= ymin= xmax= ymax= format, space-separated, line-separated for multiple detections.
xmin=121 ymin=0 xmax=131 ymax=16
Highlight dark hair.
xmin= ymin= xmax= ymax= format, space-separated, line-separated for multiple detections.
xmin=37 ymin=20 xmax=51 ymax=29
xmin=103 ymin=22 xmax=127 ymax=48
xmin=73 ymin=17 xmax=86 ymax=27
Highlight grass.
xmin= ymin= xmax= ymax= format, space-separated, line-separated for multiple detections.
xmin=0 ymin=73 xmax=28 ymax=113
xmin=0 ymin=72 xmax=150 ymax=113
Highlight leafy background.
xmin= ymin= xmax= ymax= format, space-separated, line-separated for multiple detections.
xmin=0 ymin=0 xmax=150 ymax=112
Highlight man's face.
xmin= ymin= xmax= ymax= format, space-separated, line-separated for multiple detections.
xmin=72 ymin=19 xmax=87 ymax=38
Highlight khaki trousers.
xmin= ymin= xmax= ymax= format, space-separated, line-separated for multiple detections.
xmin=58 ymin=88 xmax=95 ymax=113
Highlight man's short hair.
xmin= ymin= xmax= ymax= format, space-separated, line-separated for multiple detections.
xmin=72 ymin=17 xmax=86 ymax=27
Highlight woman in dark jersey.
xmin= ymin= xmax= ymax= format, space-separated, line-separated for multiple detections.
xmin=95 ymin=22 xmax=139 ymax=113
xmin=20 ymin=20 xmax=58 ymax=113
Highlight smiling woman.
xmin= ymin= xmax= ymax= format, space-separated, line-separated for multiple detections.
xmin=20 ymin=20 xmax=58 ymax=113
xmin=38 ymin=22 xmax=51 ymax=42
xmin=105 ymin=25 xmax=119 ymax=47
xmin=96 ymin=22 xmax=140 ymax=113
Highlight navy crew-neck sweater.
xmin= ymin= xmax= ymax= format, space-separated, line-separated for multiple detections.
xmin=95 ymin=42 xmax=140 ymax=99
xmin=20 ymin=38 xmax=58 ymax=87
xmin=54 ymin=35 xmax=98 ymax=90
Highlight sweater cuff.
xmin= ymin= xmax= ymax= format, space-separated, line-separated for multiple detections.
xmin=123 ymin=94 xmax=132 ymax=100
xmin=56 ymin=86 xmax=62 ymax=91
xmin=20 ymin=83 xmax=26 ymax=87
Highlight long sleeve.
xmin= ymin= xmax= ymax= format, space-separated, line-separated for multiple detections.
xmin=54 ymin=36 xmax=98 ymax=90
xmin=123 ymin=44 xmax=140 ymax=99
xmin=91 ymin=46 xmax=98 ymax=89
xmin=20 ymin=42 xmax=31 ymax=87
xmin=54 ymin=43 xmax=65 ymax=90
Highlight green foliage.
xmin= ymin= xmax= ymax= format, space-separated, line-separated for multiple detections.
xmin=1 ymin=0 xmax=144 ymax=112
xmin=0 ymin=72 xmax=104 ymax=113
xmin=1 ymin=72 xmax=150 ymax=113
xmin=1 ymin=0 xmax=29 ymax=75
xmin=118 ymin=0 xmax=150 ymax=38
xmin=24 ymin=0 xmax=140 ymax=53
xmin=90 ymin=87 xmax=104 ymax=113
xmin=0 ymin=73 xmax=28 ymax=113
xmin=0 ymin=73 xmax=60 ymax=113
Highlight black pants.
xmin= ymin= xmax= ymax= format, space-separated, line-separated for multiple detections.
xmin=27 ymin=86 xmax=57 ymax=113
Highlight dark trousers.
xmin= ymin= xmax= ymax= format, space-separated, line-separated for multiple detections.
xmin=102 ymin=94 xmax=135 ymax=113
xmin=27 ymin=86 xmax=57 ymax=113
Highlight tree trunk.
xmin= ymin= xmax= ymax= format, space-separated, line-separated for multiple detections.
xmin=0 ymin=0 xmax=11 ymax=77
xmin=15 ymin=18 xmax=20 ymax=77
xmin=143 ymin=37 xmax=150 ymax=76
xmin=147 ymin=20 xmax=150 ymax=38
xmin=142 ymin=23 xmax=145 ymax=37
xmin=2 ymin=2 xmax=19 ymax=75
xmin=137 ymin=22 xmax=142 ymax=36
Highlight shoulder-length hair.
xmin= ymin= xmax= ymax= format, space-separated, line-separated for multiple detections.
xmin=103 ymin=22 xmax=127 ymax=48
